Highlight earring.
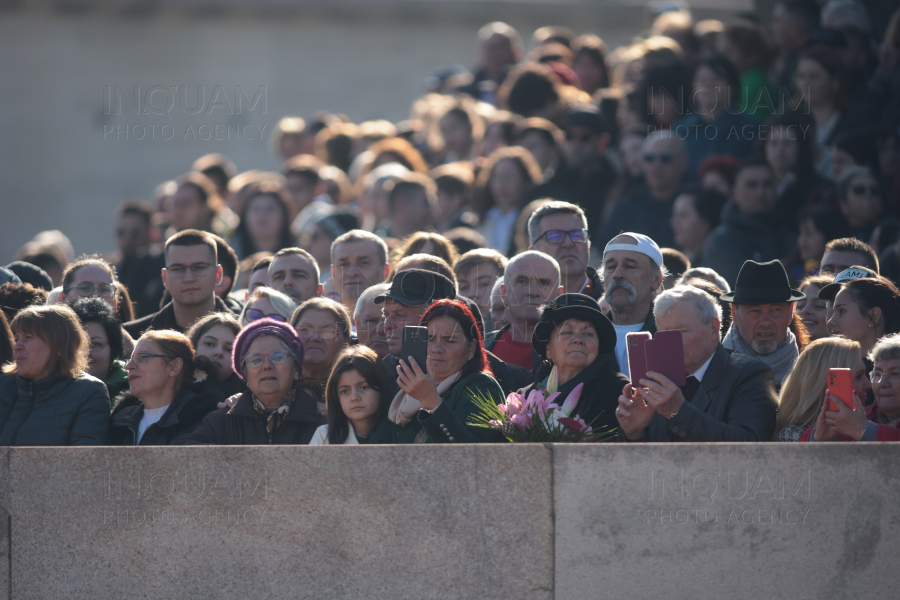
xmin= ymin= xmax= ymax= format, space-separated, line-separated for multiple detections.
xmin=869 ymin=322 xmax=874 ymax=328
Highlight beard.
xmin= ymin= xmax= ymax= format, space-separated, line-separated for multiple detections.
xmin=750 ymin=339 xmax=778 ymax=355
xmin=604 ymin=279 xmax=638 ymax=305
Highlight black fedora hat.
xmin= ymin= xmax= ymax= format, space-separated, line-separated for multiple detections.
xmin=720 ymin=260 xmax=806 ymax=304
xmin=375 ymin=269 xmax=456 ymax=306
xmin=532 ymin=294 xmax=616 ymax=360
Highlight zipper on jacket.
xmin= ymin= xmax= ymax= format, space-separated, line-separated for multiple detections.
xmin=9 ymin=381 xmax=37 ymax=446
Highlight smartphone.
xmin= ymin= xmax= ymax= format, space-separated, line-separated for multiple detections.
xmin=827 ymin=368 xmax=854 ymax=412
xmin=401 ymin=326 xmax=429 ymax=374
xmin=626 ymin=332 xmax=652 ymax=386
xmin=646 ymin=330 xmax=686 ymax=387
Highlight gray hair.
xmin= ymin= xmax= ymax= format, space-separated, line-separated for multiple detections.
xmin=869 ymin=332 xmax=900 ymax=364
xmin=239 ymin=286 xmax=298 ymax=324
xmin=677 ymin=267 xmax=731 ymax=293
xmin=837 ymin=166 xmax=877 ymax=202
xmin=491 ymin=276 xmax=505 ymax=300
xmin=331 ymin=229 xmax=389 ymax=266
xmin=653 ymin=285 xmax=722 ymax=325
xmin=527 ymin=200 xmax=589 ymax=246
xmin=354 ymin=283 xmax=390 ymax=322
xmin=504 ymin=250 xmax=561 ymax=285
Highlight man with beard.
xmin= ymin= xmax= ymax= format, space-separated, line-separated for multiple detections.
xmin=486 ymin=251 xmax=563 ymax=371
xmin=601 ymin=233 xmax=666 ymax=377
xmin=720 ymin=259 xmax=806 ymax=388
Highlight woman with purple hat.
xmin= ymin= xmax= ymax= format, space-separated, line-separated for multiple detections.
xmin=173 ymin=318 xmax=323 ymax=445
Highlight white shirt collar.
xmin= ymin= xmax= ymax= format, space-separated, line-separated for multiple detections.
xmin=690 ymin=352 xmax=715 ymax=382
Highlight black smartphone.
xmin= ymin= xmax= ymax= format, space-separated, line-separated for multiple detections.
xmin=401 ymin=326 xmax=429 ymax=374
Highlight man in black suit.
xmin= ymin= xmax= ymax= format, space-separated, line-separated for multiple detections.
xmin=616 ymin=285 xmax=777 ymax=442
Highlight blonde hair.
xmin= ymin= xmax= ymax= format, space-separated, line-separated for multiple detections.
xmin=4 ymin=305 xmax=88 ymax=379
xmin=239 ymin=286 xmax=297 ymax=324
xmin=776 ymin=337 xmax=862 ymax=436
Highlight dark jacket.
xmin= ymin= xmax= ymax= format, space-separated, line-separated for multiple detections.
xmin=116 ymin=250 xmax=166 ymax=319
xmin=368 ymin=372 xmax=507 ymax=444
xmin=698 ymin=202 xmax=794 ymax=288
xmin=171 ymin=386 xmax=323 ymax=445
xmin=522 ymin=351 xmax=628 ymax=438
xmin=0 ymin=372 xmax=110 ymax=446
xmin=124 ymin=296 xmax=236 ymax=338
xmin=618 ymin=344 xmax=777 ymax=442
xmin=584 ymin=266 xmax=604 ymax=300
xmin=109 ymin=388 xmax=221 ymax=445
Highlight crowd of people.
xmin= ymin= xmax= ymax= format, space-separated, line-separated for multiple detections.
xmin=2 ymin=0 xmax=900 ymax=445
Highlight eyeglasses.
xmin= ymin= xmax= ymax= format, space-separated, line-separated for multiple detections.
xmin=165 ymin=262 xmax=213 ymax=279
xmin=534 ymin=229 xmax=588 ymax=245
xmin=65 ymin=283 xmax=116 ymax=298
xmin=644 ymin=153 xmax=673 ymax=164
xmin=128 ymin=352 xmax=173 ymax=364
xmin=245 ymin=309 xmax=286 ymax=322
xmin=296 ymin=326 xmax=340 ymax=340
xmin=243 ymin=351 xmax=289 ymax=369
xmin=869 ymin=370 xmax=900 ymax=384
xmin=850 ymin=184 xmax=880 ymax=196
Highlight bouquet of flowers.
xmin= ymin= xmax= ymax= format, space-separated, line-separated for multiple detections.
xmin=468 ymin=367 xmax=614 ymax=442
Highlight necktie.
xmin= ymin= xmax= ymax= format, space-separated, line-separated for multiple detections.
xmin=681 ymin=375 xmax=700 ymax=403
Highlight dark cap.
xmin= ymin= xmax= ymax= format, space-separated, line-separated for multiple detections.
xmin=6 ymin=261 xmax=53 ymax=291
xmin=562 ymin=104 xmax=607 ymax=134
xmin=375 ymin=269 xmax=456 ymax=306
xmin=818 ymin=265 xmax=878 ymax=301
xmin=0 ymin=267 xmax=22 ymax=287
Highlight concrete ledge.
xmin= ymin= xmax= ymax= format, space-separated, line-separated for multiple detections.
xmin=2 ymin=444 xmax=897 ymax=599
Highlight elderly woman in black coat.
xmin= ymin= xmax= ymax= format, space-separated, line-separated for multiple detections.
xmin=521 ymin=294 xmax=628 ymax=437
xmin=173 ymin=318 xmax=323 ymax=445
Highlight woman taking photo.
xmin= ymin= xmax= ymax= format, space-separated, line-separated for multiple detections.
xmin=71 ymin=297 xmax=129 ymax=404
xmin=802 ymin=333 xmax=900 ymax=442
xmin=109 ymin=330 xmax=220 ymax=445
xmin=0 ymin=305 xmax=109 ymax=445
xmin=775 ymin=337 xmax=871 ymax=442
xmin=368 ymin=299 xmax=505 ymax=444
xmin=520 ymin=294 xmax=626 ymax=436
xmin=174 ymin=319 xmax=322 ymax=445
xmin=310 ymin=346 xmax=392 ymax=445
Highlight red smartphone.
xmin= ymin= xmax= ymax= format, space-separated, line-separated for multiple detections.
xmin=626 ymin=332 xmax=652 ymax=386
xmin=646 ymin=330 xmax=686 ymax=387
xmin=827 ymin=368 xmax=854 ymax=412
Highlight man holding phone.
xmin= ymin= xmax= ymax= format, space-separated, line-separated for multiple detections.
xmin=376 ymin=269 xmax=457 ymax=361
xmin=616 ymin=285 xmax=778 ymax=442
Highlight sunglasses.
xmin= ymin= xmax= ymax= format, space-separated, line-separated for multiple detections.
xmin=245 ymin=309 xmax=286 ymax=322
xmin=644 ymin=153 xmax=673 ymax=164
xmin=850 ymin=184 xmax=880 ymax=196
xmin=534 ymin=229 xmax=588 ymax=245
xmin=565 ymin=131 xmax=596 ymax=143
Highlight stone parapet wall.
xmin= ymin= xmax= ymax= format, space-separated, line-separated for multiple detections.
xmin=0 ymin=444 xmax=893 ymax=599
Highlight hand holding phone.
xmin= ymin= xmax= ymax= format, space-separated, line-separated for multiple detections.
xmin=626 ymin=332 xmax=652 ymax=385
xmin=401 ymin=326 xmax=429 ymax=374
xmin=827 ymin=368 xmax=854 ymax=412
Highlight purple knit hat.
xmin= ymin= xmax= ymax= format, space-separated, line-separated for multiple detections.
xmin=232 ymin=318 xmax=305 ymax=381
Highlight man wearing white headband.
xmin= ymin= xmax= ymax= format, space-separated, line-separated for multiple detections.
xmin=601 ymin=233 xmax=667 ymax=377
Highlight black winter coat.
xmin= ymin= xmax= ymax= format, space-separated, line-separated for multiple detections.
xmin=171 ymin=386 xmax=324 ymax=445
xmin=109 ymin=388 xmax=221 ymax=445
xmin=522 ymin=352 xmax=629 ymax=438
xmin=0 ymin=372 xmax=110 ymax=446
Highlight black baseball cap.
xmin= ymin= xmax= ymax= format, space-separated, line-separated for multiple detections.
xmin=563 ymin=104 xmax=607 ymax=134
xmin=375 ymin=269 xmax=456 ymax=306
